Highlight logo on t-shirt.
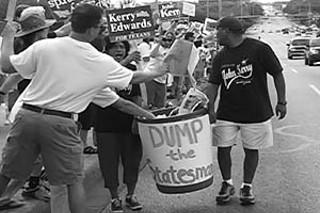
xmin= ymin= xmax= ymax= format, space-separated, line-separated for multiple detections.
xmin=222 ymin=58 xmax=253 ymax=89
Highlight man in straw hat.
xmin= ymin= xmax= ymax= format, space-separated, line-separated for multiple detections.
xmin=203 ymin=16 xmax=287 ymax=206
xmin=0 ymin=6 xmax=56 ymax=210
xmin=0 ymin=3 xmax=165 ymax=213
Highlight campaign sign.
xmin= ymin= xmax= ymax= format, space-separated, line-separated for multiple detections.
xmin=159 ymin=3 xmax=180 ymax=21
xmin=106 ymin=5 xmax=154 ymax=42
xmin=138 ymin=109 xmax=214 ymax=194
xmin=182 ymin=2 xmax=195 ymax=17
xmin=204 ymin=17 xmax=218 ymax=34
xmin=48 ymin=0 xmax=111 ymax=18
xmin=47 ymin=0 xmax=74 ymax=11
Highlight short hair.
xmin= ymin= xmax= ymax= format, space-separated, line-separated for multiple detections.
xmin=70 ymin=4 xmax=103 ymax=33
xmin=216 ymin=16 xmax=244 ymax=34
xmin=184 ymin=32 xmax=194 ymax=40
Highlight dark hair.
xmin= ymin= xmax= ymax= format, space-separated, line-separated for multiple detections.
xmin=90 ymin=36 xmax=105 ymax=52
xmin=194 ymin=40 xmax=202 ymax=48
xmin=104 ymin=36 xmax=130 ymax=57
xmin=70 ymin=4 xmax=103 ymax=33
xmin=184 ymin=32 xmax=194 ymax=40
xmin=217 ymin=16 xmax=244 ymax=34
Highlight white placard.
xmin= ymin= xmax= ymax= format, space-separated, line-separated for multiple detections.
xmin=182 ymin=2 xmax=195 ymax=17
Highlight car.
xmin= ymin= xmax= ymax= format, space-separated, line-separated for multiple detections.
xmin=282 ymin=28 xmax=289 ymax=34
xmin=305 ymin=38 xmax=320 ymax=66
xmin=306 ymin=31 xmax=313 ymax=36
xmin=287 ymin=37 xmax=310 ymax=59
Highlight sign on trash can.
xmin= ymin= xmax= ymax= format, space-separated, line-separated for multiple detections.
xmin=137 ymin=108 xmax=213 ymax=194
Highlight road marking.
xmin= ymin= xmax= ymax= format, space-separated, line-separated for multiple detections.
xmin=310 ymin=84 xmax=320 ymax=96
xmin=291 ymin=68 xmax=298 ymax=73
xmin=263 ymin=124 xmax=319 ymax=155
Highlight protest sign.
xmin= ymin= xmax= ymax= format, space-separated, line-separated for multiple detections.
xmin=16 ymin=0 xmax=55 ymax=19
xmin=203 ymin=17 xmax=217 ymax=34
xmin=47 ymin=0 xmax=111 ymax=19
xmin=163 ymin=39 xmax=199 ymax=78
xmin=159 ymin=3 xmax=180 ymax=21
xmin=0 ymin=0 xmax=17 ymax=35
xmin=182 ymin=2 xmax=195 ymax=17
xmin=106 ymin=5 xmax=154 ymax=42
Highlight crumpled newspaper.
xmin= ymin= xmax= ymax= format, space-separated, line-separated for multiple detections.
xmin=178 ymin=88 xmax=209 ymax=115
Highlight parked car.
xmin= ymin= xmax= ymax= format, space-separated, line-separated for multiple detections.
xmin=305 ymin=38 xmax=320 ymax=66
xmin=287 ymin=37 xmax=310 ymax=59
xmin=282 ymin=28 xmax=289 ymax=34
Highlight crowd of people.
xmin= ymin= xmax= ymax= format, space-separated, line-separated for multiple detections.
xmin=0 ymin=1 xmax=287 ymax=213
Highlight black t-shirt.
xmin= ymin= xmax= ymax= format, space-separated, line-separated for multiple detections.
xmin=94 ymin=64 xmax=141 ymax=132
xmin=209 ymin=37 xmax=283 ymax=123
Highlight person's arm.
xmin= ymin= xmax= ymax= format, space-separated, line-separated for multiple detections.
xmin=111 ymin=97 xmax=155 ymax=119
xmin=0 ymin=22 xmax=17 ymax=74
xmin=0 ymin=73 xmax=23 ymax=94
xmin=202 ymin=82 xmax=220 ymax=123
xmin=120 ymin=51 xmax=141 ymax=66
xmin=273 ymin=72 xmax=287 ymax=119
xmin=130 ymin=58 xmax=168 ymax=84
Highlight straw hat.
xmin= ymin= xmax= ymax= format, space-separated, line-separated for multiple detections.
xmin=15 ymin=6 xmax=56 ymax=37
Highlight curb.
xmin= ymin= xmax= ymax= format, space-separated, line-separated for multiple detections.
xmin=2 ymin=155 xmax=101 ymax=213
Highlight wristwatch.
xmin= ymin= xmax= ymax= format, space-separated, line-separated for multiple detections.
xmin=277 ymin=101 xmax=287 ymax=106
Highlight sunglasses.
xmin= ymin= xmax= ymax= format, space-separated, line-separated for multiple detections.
xmin=162 ymin=38 xmax=173 ymax=42
xmin=93 ymin=25 xmax=107 ymax=31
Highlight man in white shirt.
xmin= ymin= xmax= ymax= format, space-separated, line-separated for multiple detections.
xmin=0 ymin=4 xmax=164 ymax=213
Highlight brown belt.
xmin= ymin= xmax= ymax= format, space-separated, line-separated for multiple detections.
xmin=22 ymin=103 xmax=73 ymax=119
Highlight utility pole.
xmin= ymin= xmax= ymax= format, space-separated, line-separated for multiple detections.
xmin=240 ymin=0 xmax=243 ymax=17
xmin=218 ymin=0 xmax=222 ymax=18
xmin=308 ymin=1 xmax=312 ymax=26
xmin=207 ymin=0 xmax=209 ymax=17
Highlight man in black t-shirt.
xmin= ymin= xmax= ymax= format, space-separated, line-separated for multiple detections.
xmin=203 ymin=16 xmax=287 ymax=206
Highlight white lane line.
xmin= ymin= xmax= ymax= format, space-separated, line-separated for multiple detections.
xmin=310 ymin=84 xmax=320 ymax=96
xmin=291 ymin=68 xmax=298 ymax=74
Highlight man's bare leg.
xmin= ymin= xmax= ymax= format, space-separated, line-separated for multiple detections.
xmin=67 ymin=182 xmax=86 ymax=213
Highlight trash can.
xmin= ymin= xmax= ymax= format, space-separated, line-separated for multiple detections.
xmin=137 ymin=108 xmax=213 ymax=194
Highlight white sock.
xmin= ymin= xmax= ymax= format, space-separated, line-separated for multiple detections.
xmin=241 ymin=183 xmax=252 ymax=188
xmin=225 ymin=179 xmax=233 ymax=185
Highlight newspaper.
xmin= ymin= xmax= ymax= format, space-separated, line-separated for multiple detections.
xmin=178 ymin=88 xmax=209 ymax=115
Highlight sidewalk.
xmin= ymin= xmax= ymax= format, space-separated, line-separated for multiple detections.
xmin=0 ymin=126 xmax=112 ymax=213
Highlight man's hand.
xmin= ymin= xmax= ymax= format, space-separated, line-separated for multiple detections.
xmin=138 ymin=111 xmax=155 ymax=120
xmin=275 ymin=103 xmax=287 ymax=119
xmin=127 ymin=51 xmax=141 ymax=64
xmin=121 ymin=51 xmax=141 ymax=66
xmin=208 ymin=109 xmax=216 ymax=124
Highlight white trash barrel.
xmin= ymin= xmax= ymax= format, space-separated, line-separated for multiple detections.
xmin=138 ymin=108 xmax=213 ymax=194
